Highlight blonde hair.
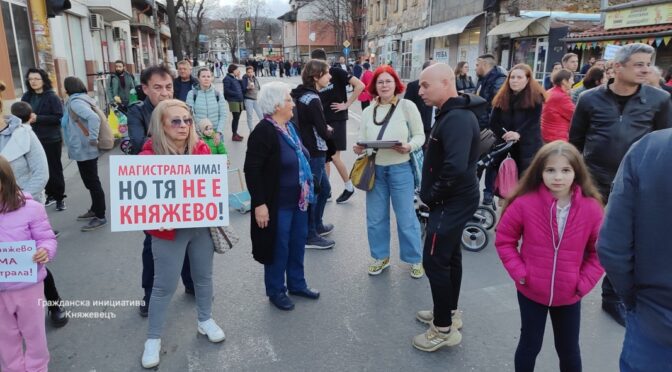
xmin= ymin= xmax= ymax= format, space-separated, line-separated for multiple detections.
xmin=148 ymin=99 xmax=199 ymax=155
xmin=198 ymin=118 xmax=214 ymax=134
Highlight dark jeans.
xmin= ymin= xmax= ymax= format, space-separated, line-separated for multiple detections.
xmin=515 ymin=292 xmax=582 ymax=372
xmin=621 ymin=311 xmax=672 ymax=372
xmin=423 ymin=224 xmax=464 ymax=328
xmin=231 ymin=111 xmax=242 ymax=135
xmin=44 ymin=268 xmax=62 ymax=307
xmin=141 ymin=233 xmax=193 ymax=299
xmin=41 ymin=140 xmax=65 ymax=201
xmin=76 ymin=158 xmax=106 ymax=218
xmin=264 ymin=207 xmax=309 ymax=297
xmin=308 ymin=156 xmax=331 ymax=239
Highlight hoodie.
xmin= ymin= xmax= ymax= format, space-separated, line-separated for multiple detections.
xmin=290 ymin=85 xmax=331 ymax=157
xmin=420 ymin=94 xmax=485 ymax=205
xmin=0 ymin=116 xmax=48 ymax=201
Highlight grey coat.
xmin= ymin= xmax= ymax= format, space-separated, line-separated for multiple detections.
xmin=0 ymin=115 xmax=48 ymax=201
xmin=64 ymin=93 xmax=101 ymax=161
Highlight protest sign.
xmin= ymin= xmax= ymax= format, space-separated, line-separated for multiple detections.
xmin=0 ymin=240 xmax=38 ymax=283
xmin=109 ymin=155 xmax=229 ymax=232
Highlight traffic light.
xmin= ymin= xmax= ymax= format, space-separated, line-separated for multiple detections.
xmin=245 ymin=20 xmax=251 ymax=32
xmin=46 ymin=0 xmax=72 ymax=17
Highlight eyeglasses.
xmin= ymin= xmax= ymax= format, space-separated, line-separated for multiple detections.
xmin=28 ymin=78 xmax=43 ymax=82
xmin=376 ymin=80 xmax=395 ymax=86
xmin=169 ymin=118 xmax=194 ymax=128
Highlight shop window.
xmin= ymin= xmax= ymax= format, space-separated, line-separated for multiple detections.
xmin=2 ymin=0 xmax=35 ymax=97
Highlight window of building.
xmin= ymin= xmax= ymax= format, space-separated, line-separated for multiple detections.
xmin=395 ymin=0 xmax=399 ymax=12
xmin=401 ymin=40 xmax=412 ymax=79
xmin=2 ymin=0 xmax=35 ymax=97
xmin=382 ymin=0 xmax=387 ymax=20
xmin=403 ymin=0 xmax=407 ymax=10
xmin=60 ymin=14 xmax=87 ymax=83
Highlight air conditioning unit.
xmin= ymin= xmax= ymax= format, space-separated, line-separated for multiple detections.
xmin=112 ymin=27 xmax=123 ymax=40
xmin=89 ymin=14 xmax=104 ymax=30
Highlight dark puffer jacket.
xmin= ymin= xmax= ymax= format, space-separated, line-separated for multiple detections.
xmin=475 ymin=66 xmax=506 ymax=130
xmin=20 ymin=90 xmax=63 ymax=143
xmin=569 ymin=83 xmax=672 ymax=199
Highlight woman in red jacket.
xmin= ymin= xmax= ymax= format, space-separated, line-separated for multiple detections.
xmin=541 ymin=69 xmax=575 ymax=143
xmin=495 ymin=141 xmax=604 ymax=372
xmin=138 ymin=100 xmax=224 ymax=369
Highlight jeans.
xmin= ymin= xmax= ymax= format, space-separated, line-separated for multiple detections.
xmin=620 ymin=311 xmax=672 ymax=372
xmin=76 ymin=158 xmax=106 ymax=218
xmin=244 ymin=99 xmax=263 ymax=132
xmin=366 ymin=162 xmax=422 ymax=264
xmin=41 ymin=140 xmax=65 ymax=201
xmin=148 ymin=228 xmax=214 ymax=339
xmin=142 ymin=233 xmax=193 ymax=301
xmin=515 ymin=292 xmax=582 ymax=372
xmin=264 ymin=207 xmax=309 ymax=297
xmin=308 ymin=156 xmax=331 ymax=239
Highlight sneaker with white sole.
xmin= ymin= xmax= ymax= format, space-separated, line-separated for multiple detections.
xmin=141 ymin=339 xmax=161 ymax=368
xmin=415 ymin=310 xmax=463 ymax=330
xmin=305 ymin=235 xmax=335 ymax=249
xmin=412 ymin=323 xmax=462 ymax=352
xmin=368 ymin=257 xmax=390 ymax=275
xmin=197 ymin=318 xmax=226 ymax=343
xmin=410 ymin=263 xmax=424 ymax=279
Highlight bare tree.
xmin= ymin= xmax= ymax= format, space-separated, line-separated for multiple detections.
xmin=236 ymin=0 xmax=271 ymax=57
xmin=178 ymin=0 xmax=212 ymax=65
xmin=205 ymin=18 xmax=244 ymax=63
xmin=166 ymin=0 xmax=184 ymax=62
xmin=310 ymin=0 xmax=357 ymax=49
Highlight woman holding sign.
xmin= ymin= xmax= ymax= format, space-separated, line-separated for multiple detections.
xmin=244 ymin=82 xmax=318 ymax=311
xmin=138 ymin=99 xmax=224 ymax=369
xmin=0 ymin=156 xmax=57 ymax=372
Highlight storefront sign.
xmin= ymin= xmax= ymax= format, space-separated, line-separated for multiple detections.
xmin=605 ymin=3 xmax=672 ymax=30
xmin=433 ymin=49 xmax=449 ymax=63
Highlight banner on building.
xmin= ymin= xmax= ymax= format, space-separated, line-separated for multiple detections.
xmin=433 ymin=49 xmax=449 ymax=63
xmin=109 ymin=155 xmax=229 ymax=232
xmin=0 ymin=240 xmax=37 ymax=283
xmin=605 ymin=3 xmax=672 ymax=30
xmin=603 ymin=44 xmax=622 ymax=60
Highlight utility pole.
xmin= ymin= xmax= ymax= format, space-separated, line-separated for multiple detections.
xmin=236 ymin=15 xmax=241 ymax=62
xmin=152 ymin=0 xmax=163 ymax=62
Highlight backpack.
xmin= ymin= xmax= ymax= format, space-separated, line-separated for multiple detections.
xmin=494 ymin=155 xmax=518 ymax=199
xmin=70 ymin=98 xmax=115 ymax=150
xmin=192 ymin=89 xmax=221 ymax=103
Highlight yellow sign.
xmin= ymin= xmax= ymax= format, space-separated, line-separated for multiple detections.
xmin=245 ymin=20 xmax=251 ymax=32
xmin=605 ymin=3 xmax=672 ymax=30
xmin=343 ymin=40 xmax=351 ymax=48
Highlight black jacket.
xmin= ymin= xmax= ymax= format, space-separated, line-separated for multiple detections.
xmin=173 ymin=76 xmax=198 ymax=102
xmin=475 ymin=67 xmax=506 ymax=129
xmin=290 ymin=85 xmax=330 ymax=157
xmin=420 ymin=94 xmax=484 ymax=207
xmin=127 ymin=98 xmax=155 ymax=155
xmin=244 ymin=119 xmax=283 ymax=264
xmin=569 ymin=83 xmax=672 ymax=199
xmin=21 ymin=90 xmax=63 ymax=143
xmin=223 ymin=74 xmax=244 ymax=102
xmin=456 ymin=75 xmax=475 ymax=93
xmin=490 ymin=95 xmax=543 ymax=174
xmin=597 ymin=128 xmax=672 ymax=346
xmin=404 ymin=80 xmax=434 ymax=138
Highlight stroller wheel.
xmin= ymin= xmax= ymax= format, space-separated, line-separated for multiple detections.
xmin=461 ymin=223 xmax=489 ymax=252
xmin=474 ymin=206 xmax=496 ymax=230
xmin=120 ymin=139 xmax=131 ymax=154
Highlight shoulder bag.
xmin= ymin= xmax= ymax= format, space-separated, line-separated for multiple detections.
xmin=210 ymin=225 xmax=239 ymax=254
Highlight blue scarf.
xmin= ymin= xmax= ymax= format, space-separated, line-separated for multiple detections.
xmin=265 ymin=116 xmax=314 ymax=211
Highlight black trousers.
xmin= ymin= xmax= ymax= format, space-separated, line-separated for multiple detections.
xmin=515 ymin=292 xmax=582 ymax=372
xmin=41 ymin=140 xmax=65 ymax=201
xmin=141 ymin=233 xmax=193 ymax=299
xmin=76 ymin=158 xmax=106 ymax=218
xmin=44 ymin=268 xmax=62 ymax=308
xmin=231 ymin=111 xmax=242 ymax=135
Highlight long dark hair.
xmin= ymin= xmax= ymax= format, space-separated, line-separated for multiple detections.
xmin=583 ymin=67 xmax=605 ymax=89
xmin=492 ymin=64 xmax=546 ymax=111
xmin=456 ymin=61 xmax=469 ymax=77
xmin=0 ymin=156 xmax=26 ymax=214
xmin=500 ymin=141 xmax=602 ymax=217
xmin=25 ymin=68 xmax=53 ymax=93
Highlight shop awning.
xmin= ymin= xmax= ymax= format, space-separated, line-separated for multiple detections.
xmin=487 ymin=16 xmax=549 ymax=37
xmin=413 ymin=13 xmax=484 ymax=42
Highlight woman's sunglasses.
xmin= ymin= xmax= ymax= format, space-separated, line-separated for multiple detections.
xmin=170 ymin=118 xmax=194 ymax=128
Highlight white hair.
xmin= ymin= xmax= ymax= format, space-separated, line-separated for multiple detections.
xmin=614 ymin=43 xmax=654 ymax=65
xmin=258 ymin=81 xmax=291 ymax=116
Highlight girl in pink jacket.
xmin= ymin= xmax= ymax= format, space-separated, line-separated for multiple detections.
xmin=495 ymin=141 xmax=604 ymax=372
xmin=0 ymin=156 xmax=57 ymax=372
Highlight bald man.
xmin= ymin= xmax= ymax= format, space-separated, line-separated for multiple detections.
xmin=413 ymin=63 xmax=486 ymax=352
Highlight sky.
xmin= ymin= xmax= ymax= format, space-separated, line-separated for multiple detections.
xmin=218 ymin=0 xmax=290 ymax=17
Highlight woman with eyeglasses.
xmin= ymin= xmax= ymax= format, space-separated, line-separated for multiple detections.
xmin=138 ymin=99 xmax=224 ymax=369
xmin=352 ymin=65 xmax=425 ymax=278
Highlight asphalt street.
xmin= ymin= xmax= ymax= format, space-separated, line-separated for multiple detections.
xmin=41 ymin=76 xmax=624 ymax=371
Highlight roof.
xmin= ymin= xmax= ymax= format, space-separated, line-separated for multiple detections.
xmin=565 ymin=24 xmax=672 ymax=40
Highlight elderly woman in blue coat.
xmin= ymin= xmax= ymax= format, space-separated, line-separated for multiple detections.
xmin=62 ymin=76 xmax=107 ymax=232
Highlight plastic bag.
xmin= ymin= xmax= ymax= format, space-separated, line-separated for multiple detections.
xmin=108 ymin=109 xmax=120 ymax=137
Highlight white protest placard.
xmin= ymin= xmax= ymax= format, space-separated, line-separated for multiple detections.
xmin=109 ymin=155 xmax=229 ymax=232
xmin=603 ymin=44 xmax=622 ymax=61
xmin=0 ymin=240 xmax=38 ymax=283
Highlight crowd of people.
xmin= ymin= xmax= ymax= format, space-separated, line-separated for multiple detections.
xmin=1 ymin=42 xmax=671 ymax=371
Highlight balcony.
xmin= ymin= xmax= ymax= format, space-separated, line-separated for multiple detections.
xmin=88 ymin=0 xmax=132 ymax=21
xmin=160 ymin=24 xmax=171 ymax=38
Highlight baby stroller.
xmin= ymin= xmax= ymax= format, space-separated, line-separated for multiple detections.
xmin=461 ymin=140 xmax=516 ymax=252
xmin=110 ymin=103 xmax=132 ymax=154
xmin=228 ymin=168 xmax=252 ymax=214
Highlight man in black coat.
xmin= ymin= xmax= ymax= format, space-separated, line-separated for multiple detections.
xmin=570 ymin=43 xmax=672 ymax=327
xmin=404 ymin=60 xmax=436 ymax=146
xmin=413 ymin=63 xmax=484 ymax=352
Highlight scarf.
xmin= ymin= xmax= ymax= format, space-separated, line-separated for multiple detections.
xmin=265 ymin=116 xmax=314 ymax=211
xmin=116 ymin=72 xmax=126 ymax=89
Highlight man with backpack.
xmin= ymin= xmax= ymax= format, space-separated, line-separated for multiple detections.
xmin=107 ymin=60 xmax=136 ymax=110
xmin=127 ymin=65 xmax=195 ymax=317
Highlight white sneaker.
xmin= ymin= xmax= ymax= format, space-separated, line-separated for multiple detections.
xmin=141 ymin=339 xmax=161 ymax=369
xmin=198 ymin=318 xmax=226 ymax=343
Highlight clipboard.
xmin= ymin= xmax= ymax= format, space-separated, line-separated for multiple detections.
xmin=357 ymin=140 xmax=402 ymax=149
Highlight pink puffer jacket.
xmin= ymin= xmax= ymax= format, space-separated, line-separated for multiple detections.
xmin=495 ymin=185 xmax=604 ymax=306
xmin=0 ymin=192 xmax=57 ymax=292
